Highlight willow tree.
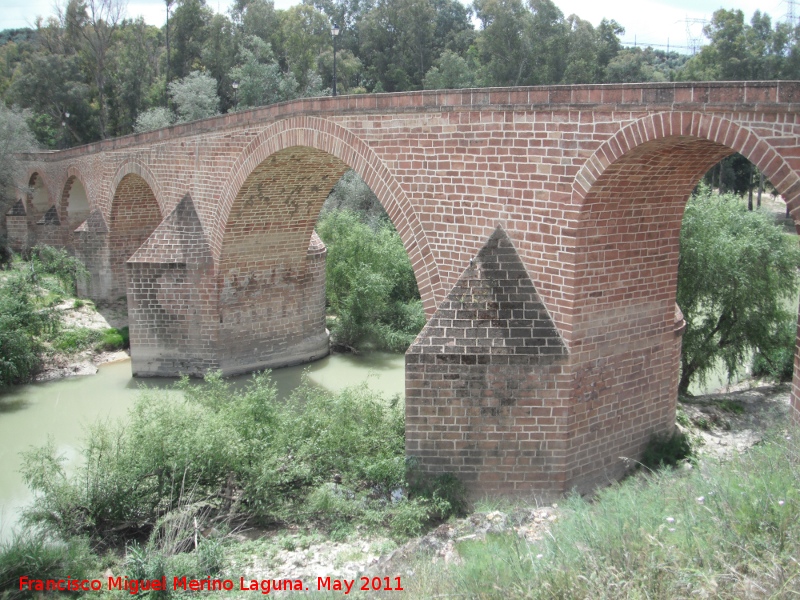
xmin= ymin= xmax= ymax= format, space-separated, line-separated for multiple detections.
xmin=677 ymin=187 xmax=800 ymax=394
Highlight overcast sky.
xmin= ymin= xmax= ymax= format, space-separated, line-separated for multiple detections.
xmin=0 ymin=0 xmax=790 ymax=54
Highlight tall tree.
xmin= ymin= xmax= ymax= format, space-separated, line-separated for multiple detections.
xmin=0 ymin=105 xmax=38 ymax=220
xmin=360 ymin=0 xmax=436 ymax=91
xmin=279 ymin=4 xmax=329 ymax=90
xmin=168 ymin=70 xmax=219 ymax=122
xmin=108 ymin=18 xmax=163 ymax=136
xmin=526 ymin=0 xmax=568 ymax=85
xmin=170 ymin=0 xmax=212 ymax=79
xmin=67 ymin=0 xmax=127 ymax=138
xmin=202 ymin=13 xmax=238 ymax=111
xmin=473 ymin=0 xmax=532 ymax=86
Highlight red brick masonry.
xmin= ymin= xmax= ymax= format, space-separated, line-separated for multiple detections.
xmin=13 ymin=81 xmax=800 ymax=496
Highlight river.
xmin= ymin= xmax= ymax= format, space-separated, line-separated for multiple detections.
xmin=0 ymin=352 xmax=405 ymax=541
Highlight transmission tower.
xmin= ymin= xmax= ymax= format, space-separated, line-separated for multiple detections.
xmin=783 ymin=0 xmax=799 ymax=26
xmin=681 ymin=17 xmax=708 ymax=55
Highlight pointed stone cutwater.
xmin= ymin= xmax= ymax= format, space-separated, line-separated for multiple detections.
xmin=75 ymin=209 xmax=109 ymax=234
xmin=36 ymin=205 xmax=61 ymax=226
xmin=126 ymin=194 xmax=217 ymax=377
xmin=6 ymin=199 xmax=26 ymax=217
xmin=406 ymin=226 xmax=569 ymax=498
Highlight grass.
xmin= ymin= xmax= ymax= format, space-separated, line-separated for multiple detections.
xmin=390 ymin=428 xmax=800 ymax=599
xmin=0 ymin=531 xmax=97 ymax=594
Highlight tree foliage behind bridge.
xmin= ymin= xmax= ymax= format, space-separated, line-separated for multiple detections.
xmin=677 ymin=187 xmax=800 ymax=394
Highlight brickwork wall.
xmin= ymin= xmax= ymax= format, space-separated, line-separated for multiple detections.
xmin=59 ymin=175 xmax=91 ymax=251
xmin=217 ymin=146 xmax=342 ymax=373
xmin=16 ymin=81 xmax=800 ymax=494
xmin=5 ymin=200 xmax=28 ymax=251
xmin=407 ymin=227 xmax=569 ymax=497
xmin=127 ymin=195 xmax=219 ymax=376
xmin=74 ymin=210 xmax=111 ymax=299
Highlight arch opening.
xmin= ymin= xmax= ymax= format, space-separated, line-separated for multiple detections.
xmin=217 ymin=145 xmax=425 ymax=375
xmin=109 ymin=173 xmax=162 ymax=302
xmin=566 ymin=132 xmax=799 ymax=490
xmin=62 ymin=176 xmax=90 ymax=226
xmin=26 ymin=173 xmax=50 ymax=218
xmin=60 ymin=175 xmax=90 ymax=251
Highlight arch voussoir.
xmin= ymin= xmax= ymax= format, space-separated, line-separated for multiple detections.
xmin=214 ymin=116 xmax=440 ymax=310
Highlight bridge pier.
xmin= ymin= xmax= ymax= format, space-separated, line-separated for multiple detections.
xmin=406 ymin=227 xmax=571 ymax=498
xmin=125 ymin=195 xmax=330 ymax=377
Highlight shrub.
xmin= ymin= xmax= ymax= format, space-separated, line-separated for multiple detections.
xmin=0 ymin=272 xmax=57 ymax=387
xmin=51 ymin=327 xmax=100 ymax=353
xmin=0 ymin=235 xmax=12 ymax=270
xmin=29 ymin=245 xmax=88 ymax=295
xmin=19 ymin=371 xmax=456 ymax=543
xmin=751 ymin=317 xmax=796 ymax=382
xmin=96 ymin=327 xmax=129 ymax=351
xmin=640 ymin=429 xmax=693 ymax=470
xmin=677 ymin=188 xmax=800 ymax=394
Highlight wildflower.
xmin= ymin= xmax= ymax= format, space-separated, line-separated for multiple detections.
xmin=696 ymin=496 xmax=704 ymax=503
xmin=536 ymin=554 xmax=543 ymax=559
xmin=778 ymin=500 xmax=785 ymax=506
xmin=665 ymin=517 xmax=675 ymax=523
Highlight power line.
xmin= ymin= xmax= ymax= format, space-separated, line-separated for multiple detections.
xmin=620 ymin=40 xmax=695 ymax=52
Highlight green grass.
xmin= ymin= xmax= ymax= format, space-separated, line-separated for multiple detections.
xmin=0 ymin=531 xmax=97 ymax=594
xmin=50 ymin=327 xmax=101 ymax=353
xmin=395 ymin=428 xmax=800 ymax=599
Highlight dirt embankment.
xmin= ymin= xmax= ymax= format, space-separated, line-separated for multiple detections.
xmin=36 ymin=299 xmax=130 ymax=382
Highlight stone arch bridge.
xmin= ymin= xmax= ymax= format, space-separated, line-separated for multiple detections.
xmin=10 ymin=81 xmax=800 ymax=497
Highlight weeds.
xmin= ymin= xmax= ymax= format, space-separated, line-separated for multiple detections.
xmin=19 ymin=372 xmax=465 ymax=548
xmin=640 ymin=429 xmax=693 ymax=470
xmin=0 ymin=531 xmax=97 ymax=597
xmin=400 ymin=429 xmax=800 ymax=599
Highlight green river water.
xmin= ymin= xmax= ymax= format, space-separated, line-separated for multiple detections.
xmin=0 ymin=353 xmax=405 ymax=540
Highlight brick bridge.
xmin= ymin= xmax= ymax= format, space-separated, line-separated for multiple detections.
xmin=10 ymin=81 xmax=800 ymax=497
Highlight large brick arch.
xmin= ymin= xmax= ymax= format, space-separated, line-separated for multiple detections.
xmin=572 ymin=112 xmax=800 ymax=211
xmin=108 ymin=172 xmax=163 ymax=302
xmin=562 ymin=113 xmax=800 ymax=490
xmin=213 ymin=116 xmax=441 ymax=314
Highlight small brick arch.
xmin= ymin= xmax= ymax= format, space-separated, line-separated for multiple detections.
xmin=108 ymin=171 xmax=164 ymax=302
xmin=25 ymin=171 xmax=55 ymax=219
xmin=58 ymin=167 xmax=92 ymax=230
xmin=109 ymin=160 xmax=166 ymax=219
xmin=213 ymin=116 xmax=442 ymax=315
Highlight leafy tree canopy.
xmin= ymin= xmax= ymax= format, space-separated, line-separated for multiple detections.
xmin=677 ymin=187 xmax=800 ymax=394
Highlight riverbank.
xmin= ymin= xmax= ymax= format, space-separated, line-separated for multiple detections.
xmin=227 ymin=380 xmax=795 ymax=592
xmin=33 ymin=298 xmax=130 ymax=382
